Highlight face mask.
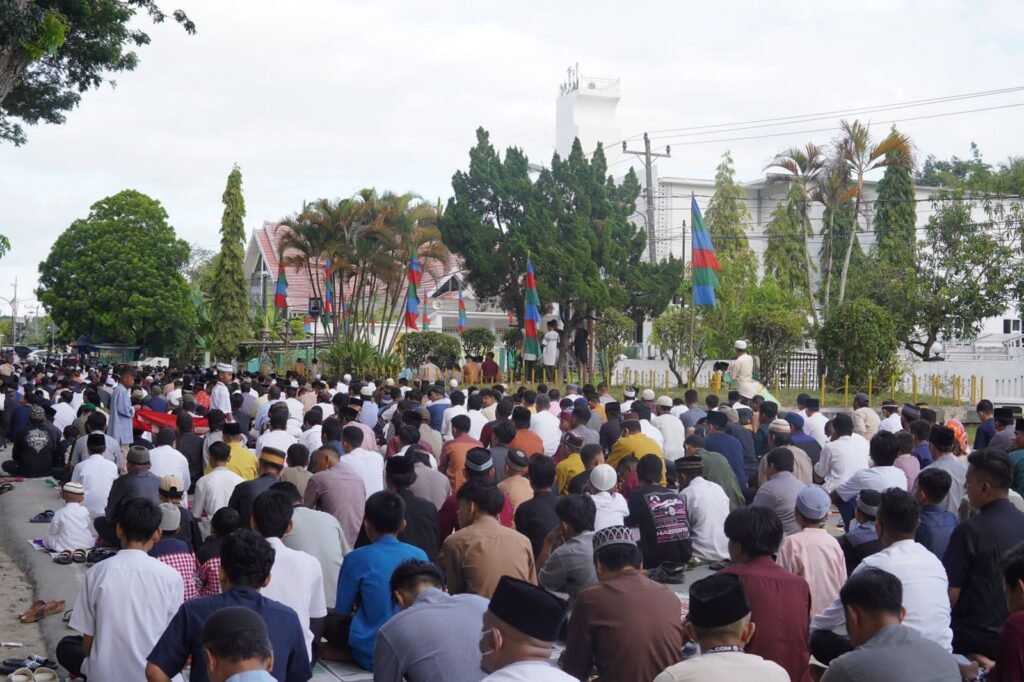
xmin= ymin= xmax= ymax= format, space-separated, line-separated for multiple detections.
xmin=479 ymin=627 xmax=497 ymax=669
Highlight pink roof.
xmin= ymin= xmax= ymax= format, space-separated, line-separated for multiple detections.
xmin=253 ymin=223 xmax=463 ymax=313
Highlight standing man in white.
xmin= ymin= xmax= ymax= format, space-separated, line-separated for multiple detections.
xmin=542 ymin=320 xmax=561 ymax=384
xmin=210 ymin=364 xmax=233 ymax=416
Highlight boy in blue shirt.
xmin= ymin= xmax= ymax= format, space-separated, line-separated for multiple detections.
xmin=914 ymin=467 xmax=958 ymax=559
xmin=334 ymin=490 xmax=427 ymax=671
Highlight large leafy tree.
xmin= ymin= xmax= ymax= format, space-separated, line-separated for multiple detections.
xmin=762 ymin=182 xmax=812 ymax=298
xmin=0 ymin=0 xmax=194 ymax=145
xmin=817 ymin=298 xmax=898 ymax=389
xmin=37 ymin=189 xmax=193 ymax=353
xmin=210 ymin=166 xmax=250 ymax=360
xmin=440 ymin=129 xmax=667 ymax=367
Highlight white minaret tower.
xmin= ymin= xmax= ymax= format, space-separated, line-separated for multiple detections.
xmin=555 ymin=64 xmax=624 ymax=168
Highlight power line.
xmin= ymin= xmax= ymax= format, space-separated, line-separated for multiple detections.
xmin=614 ymin=84 xmax=1024 ymax=145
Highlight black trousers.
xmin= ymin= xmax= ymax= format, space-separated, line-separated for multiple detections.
xmin=57 ymin=635 xmax=86 ymax=679
xmin=93 ymin=517 xmax=119 ymax=545
xmin=809 ymin=629 xmax=853 ymax=666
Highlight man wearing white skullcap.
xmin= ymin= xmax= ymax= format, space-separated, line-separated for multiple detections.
xmin=210 ymin=363 xmax=234 ymax=415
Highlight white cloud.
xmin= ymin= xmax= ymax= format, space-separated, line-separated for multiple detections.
xmin=2 ymin=0 xmax=1022 ymax=313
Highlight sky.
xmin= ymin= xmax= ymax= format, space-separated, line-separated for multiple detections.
xmin=2 ymin=0 xmax=1023 ymax=317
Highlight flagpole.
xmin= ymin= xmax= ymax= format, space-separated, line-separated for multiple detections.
xmin=688 ymin=192 xmax=696 ymax=390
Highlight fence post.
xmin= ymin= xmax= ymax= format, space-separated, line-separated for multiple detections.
xmin=820 ymin=375 xmax=826 ymax=408
xmin=844 ymin=375 xmax=849 ymax=406
xmin=981 ymin=377 xmax=985 ymax=400
xmin=971 ymin=375 xmax=976 ymax=406
xmin=868 ymin=373 xmax=873 ymax=401
xmin=665 ymin=370 xmax=670 ymax=390
xmin=912 ymin=375 xmax=918 ymax=404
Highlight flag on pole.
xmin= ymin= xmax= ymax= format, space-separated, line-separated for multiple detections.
xmin=404 ymin=253 xmax=422 ymax=329
xmin=323 ymin=261 xmax=334 ymax=317
xmin=421 ymin=287 xmax=429 ymax=330
xmin=523 ymin=259 xmax=542 ymax=357
xmin=273 ymin=263 xmax=288 ymax=310
xmin=303 ymin=315 xmax=313 ymax=333
xmin=691 ymin=197 xmax=722 ymax=307
xmin=457 ymin=284 xmax=467 ymax=332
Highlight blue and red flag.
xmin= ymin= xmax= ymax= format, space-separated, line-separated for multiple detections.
xmin=523 ymin=259 xmax=542 ymax=357
xmin=691 ymin=197 xmax=722 ymax=307
xmin=405 ymin=253 xmax=422 ymax=329
xmin=273 ymin=263 xmax=288 ymax=310
xmin=421 ymin=287 xmax=429 ymax=330
xmin=457 ymin=284 xmax=467 ymax=332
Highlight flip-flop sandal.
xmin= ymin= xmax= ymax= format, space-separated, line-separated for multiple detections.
xmin=72 ymin=549 xmax=87 ymax=563
xmin=62 ymin=609 xmax=73 ymax=625
xmin=0 ymin=483 xmax=14 ymax=495
xmin=53 ymin=550 xmax=73 ymax=565
xmin=32 ymin=667 xmax=58 ymax=681
xmin=86 ymin=548 xmax=116 ymax=564
xmin=40 ymin=601 xmax=65 ymax=620
xmin=29 ymin=510 xmax=54 ymax=523
xmin=17 ymin=601 xmax=46 ymax=623
xmin=6 ymin=667 xmax=33 ymax=682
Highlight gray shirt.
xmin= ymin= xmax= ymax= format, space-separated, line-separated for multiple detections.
xmin=374 ymin=588 xmax=488 ymax=682
xmin=821 ymin=624 xmax=959 ymax=682
xmin=283 ymin=506 xmax=349 ymax=606
xmin=991 ymin=427 xmax=1015 ymax=454
xmin=751 ymin=471 xmax=806 ymax=536
xmin=681 ymin=407 xmax=706 ymax=430
xmin=538 ymin=530 xmax=598 ymax=602
xmin=928 ymin=455 xmax=967 ymax=517
xmin=69 ymin=431 xmax=124 ymax=470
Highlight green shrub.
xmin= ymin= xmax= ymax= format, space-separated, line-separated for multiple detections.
xmin=460 ymin=327 xmax=497 ymax=357
xmin=817 ymin=298 xmax=898 ymax=389
xmin=394 ymin=331 xmax=462 ymax=368
xmin=323 ymin=340 xmax=379 ymax=376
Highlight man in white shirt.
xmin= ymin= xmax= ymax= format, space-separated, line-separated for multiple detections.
xmin=300 ymin=411 xmax=324 ymax=455
xmin=72 ymin=434 xmax=119 ymax=518
xmin=832 ymin=430 xmax=908 ymax=527
xmin=652 ymin=396 xmax=687 ymax=462
xmin=283 ymin=385 xmax=305 ymax=424
xmin=341 ymin=425 xmax=385 ymax=498
xmin=465 ymin=394 xmax=489 ymax=441
xmin=530 ymin=395 xmax=562 ymax=457
xmin=148 ymin=429 xmax=192 ymax=505
xmin=677 ymin=457 xmax=731 ymax=561
xmin=803 ymin=398 xmax=829 ymax=448
xmin=210 ymin=363 xmax=233 ymax=415
xmin=441 ymin=391 xmax=468 ymax=442
xmin=878 ymin=401 xmax=903 ymax=433
xmin=61 ymin=498 xmax=184 ymax=681
xmin=192 ymin=441 xmax=244 ymax=526
xmin=52 ymin=390 xmax=78 ymax=433
xmin=810 ymin=488 xmax=953 ymax=666
xmin=542 ymin=320 xmax=561 ymax=384
xmin=256 ymin=405 xmax=298 ymax=457
xmin=252 ymin=489 xmax=327 ymax=659
xmin=814 ymin=414 xmax=869 ymax=494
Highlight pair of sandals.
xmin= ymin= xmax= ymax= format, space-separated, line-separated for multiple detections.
xmin=17 ymin=601 xmax=64 ymax=624
xmin=52 ymin=550 xmax=86 ymax=565
xmin=7 ymin=667 xmax=58 ymax=682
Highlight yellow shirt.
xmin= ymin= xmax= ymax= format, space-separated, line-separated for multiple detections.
xmin=608 ymin=433 xmax=666 ymax=485
xmin=227 ymin=442 xmax=259 ymax=480
xmin=555 ymin=453 xmax=585 ymax=495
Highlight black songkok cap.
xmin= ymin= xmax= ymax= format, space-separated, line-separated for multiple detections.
xmin=223 ymin=422 xmax=241 ymax=436
xmin=706 ymin=411 xmax=729 ymax=430
xmin=511 ymin=406 xmax=531 ymax=423
xmin=488 ymin=576 xmax=566 ymax=642
xmin=385 ymin=455 xmax=415 ymax=477
xmin=687 ymin=573 xmax=751 ymax=628
xmin=995 ymin=407 xmax=1016 ymax=421
xmin=87 ymin=433 xmax=105 ymax=449
xmin=804 ymin=397 xmax=820 ymax=411
xmin=201 ymin=606 xmax=268 ymax=646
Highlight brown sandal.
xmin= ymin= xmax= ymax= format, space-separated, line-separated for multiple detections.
xmin=40 ymin=600 xmax=65 ymax=619
xmin=18 ymin=601 xmax=45 ymax=623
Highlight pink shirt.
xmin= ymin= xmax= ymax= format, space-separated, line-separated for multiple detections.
xmin=894 ymin=454 xmax=921 ymax=491
xmin=776 ymin=527 xmax=847 ymax=618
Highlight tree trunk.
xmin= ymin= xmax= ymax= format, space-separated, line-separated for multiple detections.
xmin=822 ymin=209 xmax=835 ymax=321
xmin=837 ymin=185 xmax=864 ymax=307
xmin=0 ymin=0 xmax=34 ymax=105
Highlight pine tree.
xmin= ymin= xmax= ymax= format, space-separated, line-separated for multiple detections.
xmin=872 ymin=151 xmax=917 ymax=271
xmin=704 ymin=151 xmax=752 ymax=262
xmin=763 ymin=183 xmax=811 ymax=297
xmin=210 ymin=165 xmax=250 ymax=360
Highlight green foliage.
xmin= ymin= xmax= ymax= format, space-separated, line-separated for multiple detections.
xmin=36 ymin=189 xmax=194 ymax=354
xmin=394 ymin=331 xmax=462 ymax=368
xmin=763 ymin=183 xmax=812 ymax=296
xmin=440 ymin=129 xmax=675 ymax=368
xmin=323 ymin=339 xmax=379 ymax=376
xmin=183 ymin=244 xmax=217 ymax=291
xmin=594 ymin=308 xmax=634 ymax=363
xmin=210 ymin=166 xmax=250 ymax=360
xmin=816 ymin=298 xmax=898 ymax=389
xmin=460 ymin=327 xmax=497 ymax=357
xmin=1 ymin=1 xmax=195 ymax=145
xmin=902 ymin=191 xmax=1024 ymax=358
xmin=619 ymin=258 xmax=684 ymax=323
xmin=650 ymin=307 xmax=707 ymax=386
xmin=740 ymin=281 xmax=806 ymax=384
xmin=704 ymin=151 xmax=752 ymax=261
xmin=0 ymin=233 xmax=9 ymax=260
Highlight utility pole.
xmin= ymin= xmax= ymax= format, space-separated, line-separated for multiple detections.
xmin=623 ymin=133 xmax=671 ymax=263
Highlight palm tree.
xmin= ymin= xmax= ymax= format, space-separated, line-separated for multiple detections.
xmin=766 ymin=143 xmax=826 ymax=326
xmin=810 ymin=162 xmax=856 ymax=321
xmin=274 ymin=205 xmax=333 ymax=329
xmin=833 ymin=120 xmax=913 ymax=306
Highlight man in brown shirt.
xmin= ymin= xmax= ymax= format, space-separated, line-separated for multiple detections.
xmin=438 ymin=414 xmax=482 ymax=492
xmin=509 ymin=406 xmax=545 ymax=457
xmin=441 ymin=479 xmax=536 ymax=598
xmin=498 ymin=448 xmax=534 ymax=512
xmin=563 ymin=525 xmax=685 ymax=681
